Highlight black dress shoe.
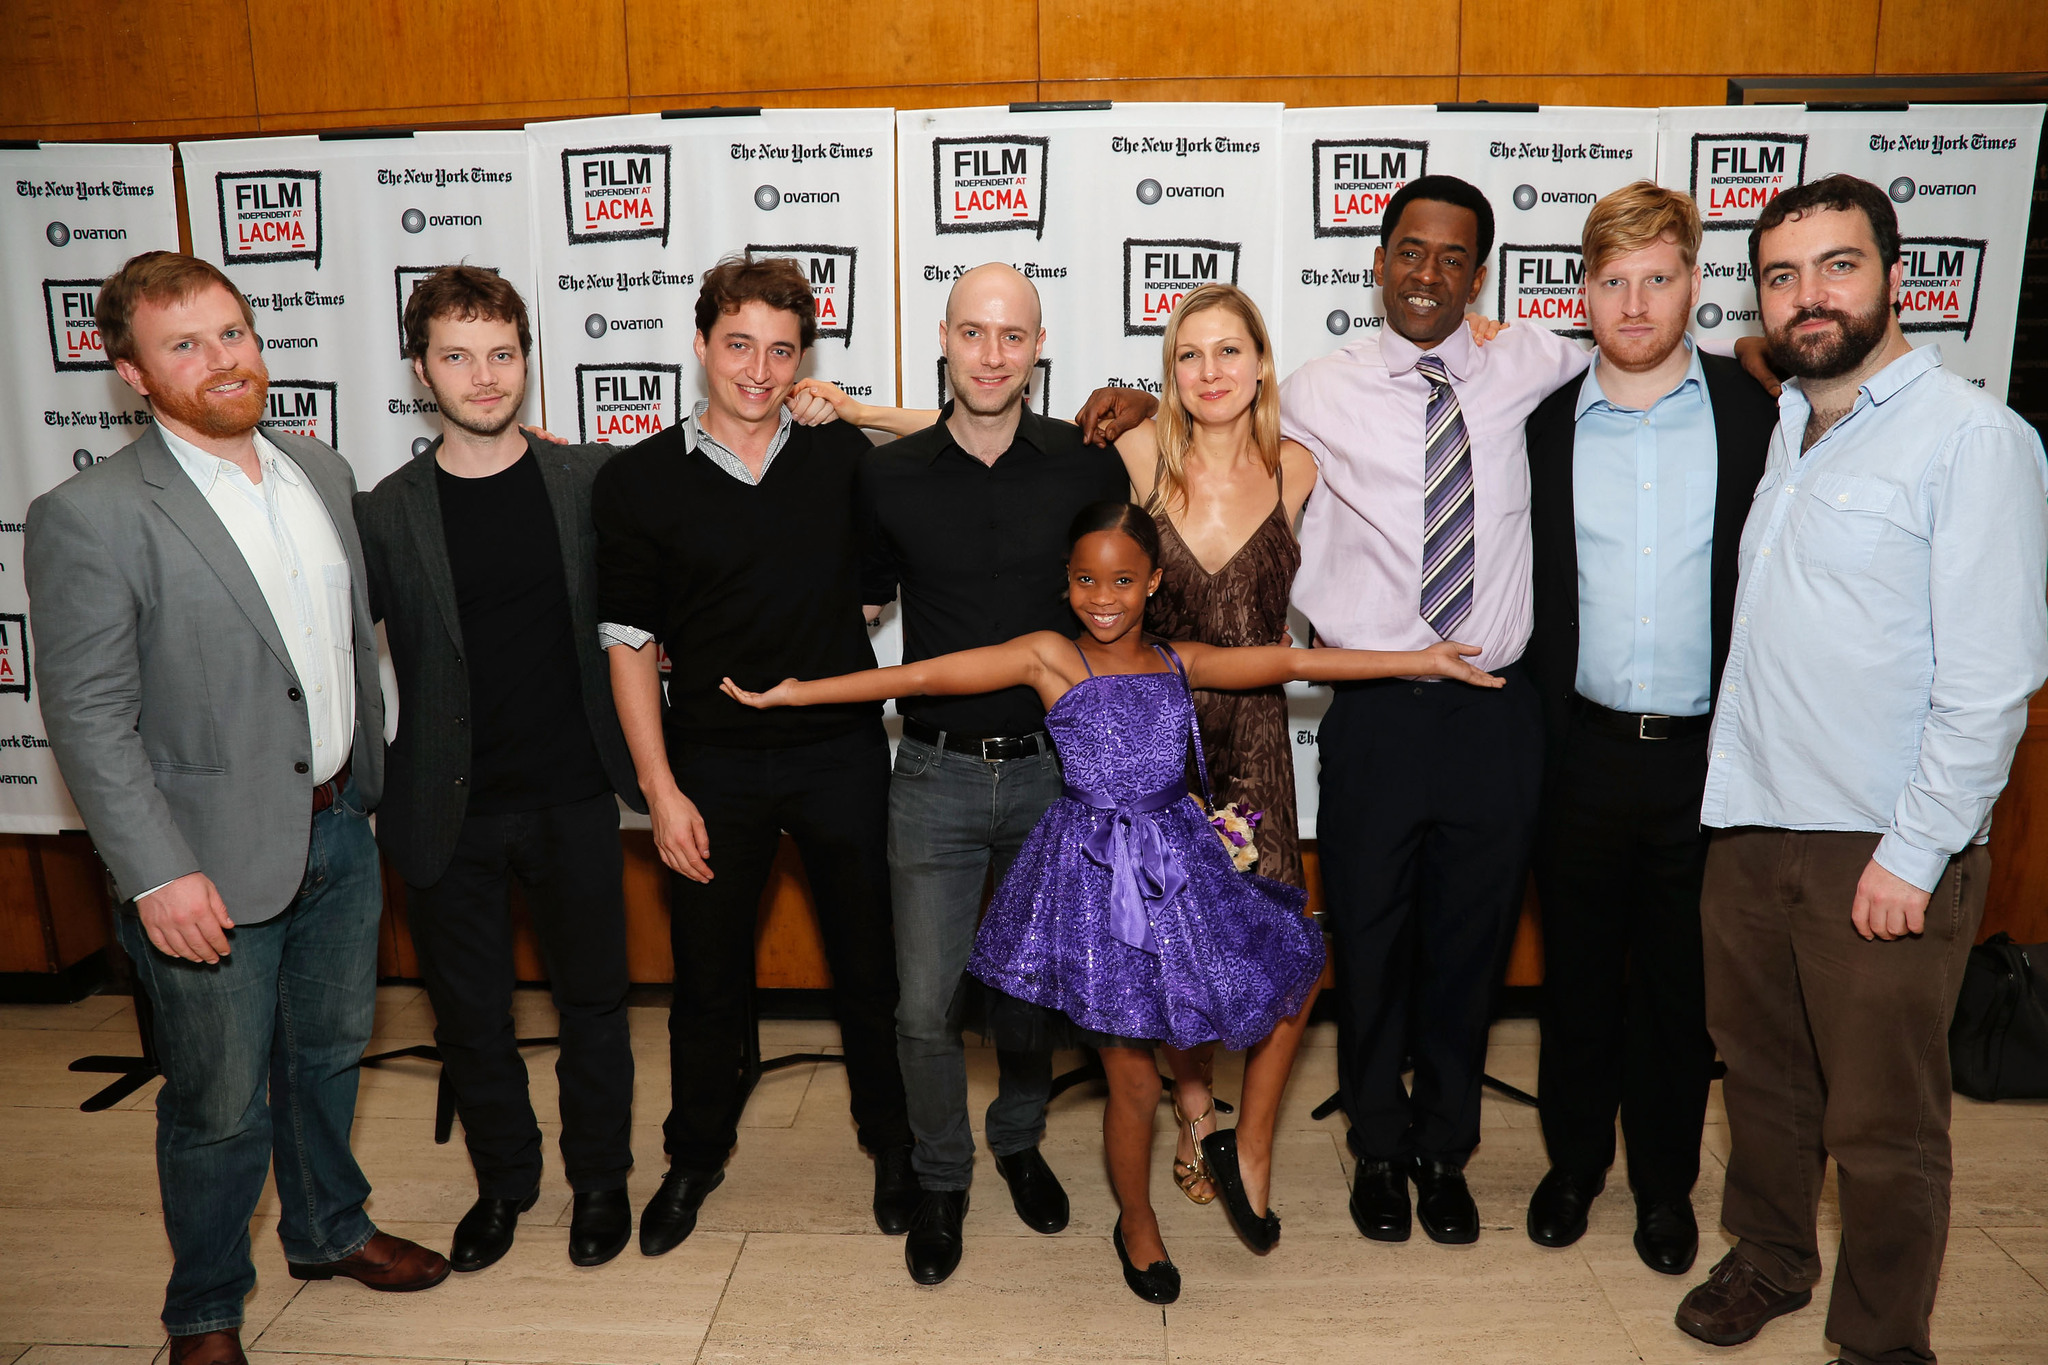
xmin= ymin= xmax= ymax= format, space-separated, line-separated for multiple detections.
xmin=639 ymin=1166 xmax=724 ymax=1257
xmin=992 ymin=1145 xmax=1069 ymax=1234
xmin=450 ymin=1188 xmax=538 ymax=1272
xmin=569 ymin=1187 xmax=632 ymax=1267
xmin=1635 ymin=1196 xmax=1699 ymax=1275
xmin=1527 ymin=1168 xmax=1605 ymax=1248
xmin=873 ymin=1144 xmax=919 ymax=1235
xmin=904 ymin=1188 xmax=968 ymax=1285
xmin=1412 ymin=1156 xmax=1480 ymax=1244
xmin=1202 ymin=1128 xmax=1280 ymax=1253
xmin=1349 ymin=1157 xmax=1412 ymax=1243
xmin=1112 ymin=1220 xmax=1181 ymax=1305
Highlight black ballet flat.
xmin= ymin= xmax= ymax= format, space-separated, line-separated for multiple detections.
xmin=1201 ymin=1128 xmax=1281 ymax=1254
xmin=1112 ymin=1220 xmax=1181 ymax=1305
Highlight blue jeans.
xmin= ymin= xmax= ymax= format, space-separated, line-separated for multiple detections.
xmin=888 ymin=735 xmax=1061 ymax=1190
xmin=116 ymin=778 xmax=382 ymax=1335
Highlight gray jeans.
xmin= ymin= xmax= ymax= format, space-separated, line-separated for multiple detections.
xmin=889 ymin=733 xmax=1061 ymax=1190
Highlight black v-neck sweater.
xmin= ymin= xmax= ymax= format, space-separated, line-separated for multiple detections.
xmin=593 ymin=418 xmax=879 ymax=750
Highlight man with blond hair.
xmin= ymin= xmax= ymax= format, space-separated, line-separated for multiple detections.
xmin=1519 ymin=182 xmax=1778 ymax=1274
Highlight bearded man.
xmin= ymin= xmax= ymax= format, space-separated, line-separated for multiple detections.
xmin=1672 ymin=175 xmax=2048 ymax=1365
xmin=25 ymin=252 xmax=448 ymax=1365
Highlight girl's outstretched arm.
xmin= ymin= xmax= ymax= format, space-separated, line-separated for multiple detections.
xmin=721 ymin=632 xmax=1066 ymax=709
xmin=1177 ymin=639 xmax=1503 ymax=691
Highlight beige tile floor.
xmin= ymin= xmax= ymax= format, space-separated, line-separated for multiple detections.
xmin=2 ymin=988 xmax=2045 ymax=1364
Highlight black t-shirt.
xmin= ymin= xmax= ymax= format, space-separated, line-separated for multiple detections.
xmin=857 ymin=404 xmax=1131 ymax=738
xmin=592 ymin=418 xmax=879 ymax=750
xmin=437 ymin=451 xmax=610 ymax=814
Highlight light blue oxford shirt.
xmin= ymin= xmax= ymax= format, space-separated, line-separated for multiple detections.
xmin=1573 ymin=341 xmax=1718 ymax=716
xmin=1701 ymin=344 xmax=2048 ymax=891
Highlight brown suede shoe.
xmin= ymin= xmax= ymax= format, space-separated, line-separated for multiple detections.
xmin=1675 ymin=1249 xmax=1814 ymax=1346
xmin=169 ymin=1329 xmax=247 ymax=1365
xmin=288 ymin=1230 xmax=451 ymax=1291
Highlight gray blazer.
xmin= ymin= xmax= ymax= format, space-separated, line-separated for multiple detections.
xmin=24 ymin=425 xmax=385 ymax=922
xmin=353 ymin=432 xmax=643 ymax=888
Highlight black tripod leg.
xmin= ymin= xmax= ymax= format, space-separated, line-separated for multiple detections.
xmin=71 ymin=980 xmax=160 ymax=1113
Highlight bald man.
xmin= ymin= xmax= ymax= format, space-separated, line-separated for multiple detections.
xmin=847 ymin=264 xmax=1129 ymax=1284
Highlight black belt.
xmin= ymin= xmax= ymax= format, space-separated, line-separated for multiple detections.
xmin=901 ymin=717 xmax=1051 ymax=762
xmin=1573 ymin=696 xmax=1711 ymax=741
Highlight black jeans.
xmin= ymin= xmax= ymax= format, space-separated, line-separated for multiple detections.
xmin=1317 ymin=663 xmax=1544 ymax=1164
xmin=1531 ymin=709 xmax=1714 ymax=1201
xmin=663 ymin=723 xmax=910 ymax=1170
xmin=406 ymin=790 xmax=634 ymax=1198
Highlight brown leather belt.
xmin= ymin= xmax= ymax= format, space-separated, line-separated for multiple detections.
xmin=311 ymin=760 xmax=352 ymax=814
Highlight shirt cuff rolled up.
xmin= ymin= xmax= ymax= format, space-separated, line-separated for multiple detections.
xmin=1872 ymin=831 xmax=1949 ymax=895
xmin=600 ymin=622 xmax=655 ymax=651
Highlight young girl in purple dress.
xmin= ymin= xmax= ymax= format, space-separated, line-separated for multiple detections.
xmin=721 ymin=502 xmax=1499 ymax=1303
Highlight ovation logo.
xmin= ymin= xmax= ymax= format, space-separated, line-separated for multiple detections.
xmin=747 ymin=244 xmax=857 ymax=342
xmin=216 ymin=170 xmax=322 ymax=265
xmin=1690 ymin=134 xmax=1806 ymax=230
xmin=1897 ymin=237 xmax=1985 ymax=340
xmin=561 ymin=145 xmax=671 ymax=247
xmin=576 ymin=362 xmax=682 ymax=442
xmin=43 ymin=279 xmax=108 ymax=372
xmin=394 ymin=265 xmax=499 ymax=358
xmin=261 ymin=380 xmax=340 ymax=450
xmin=1122 ymin=239 xmax=1240 ymax=336
xmin=0 ymin=613 xmax=31 ymax=701
xmin=932 ymin=136 xmax=1049 ymax=238
xmin=1496 ymin=245 xmax=1589 ymax=339
xmin=937 ymin=356 xmax=1051 ymax=416
xmin=1313 ymin=138 xmax=1427 ymax=238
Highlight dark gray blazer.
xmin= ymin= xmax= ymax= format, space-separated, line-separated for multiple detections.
xmin=24 ymin=425 xmax=385 ymax=921
xmin=354 ymin=431 xmax=643 ymax=888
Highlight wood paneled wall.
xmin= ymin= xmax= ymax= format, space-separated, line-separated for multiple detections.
xmin=5 ymin=2 xmax=2045 ymax=140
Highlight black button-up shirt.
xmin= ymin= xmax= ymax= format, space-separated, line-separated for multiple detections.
xmin=858 ymin=403 xmax=1130 ymax=738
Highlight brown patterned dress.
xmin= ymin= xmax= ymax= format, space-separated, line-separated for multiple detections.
xmin=1147 ymin=499 xmax=1305 ymax=889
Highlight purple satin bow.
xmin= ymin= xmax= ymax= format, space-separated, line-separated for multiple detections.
xmin=1064 ymin=780 xmax=1189 ymax=956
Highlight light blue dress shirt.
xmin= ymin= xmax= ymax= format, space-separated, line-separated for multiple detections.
xmin=1701 ymin=344 xmax=2048 ymax=891
xmin=1572 ymin=341 xmax=1718 ymax=716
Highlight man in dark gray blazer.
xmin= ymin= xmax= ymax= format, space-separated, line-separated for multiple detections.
xmin=26 ymin=252 xmax=447 ymax=1365
xmin=356 ymin=266 xmax=643 ymax=1273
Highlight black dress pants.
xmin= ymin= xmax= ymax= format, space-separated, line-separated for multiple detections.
xmin=1318 ymin=663 xmax=1543 ymax=1165
xmin=1532 ymin=709 xmax=1715 ymax=1201
xmin=663 ymin=723 xmax=911 ymax=1171
xmin=406 ymin=790 xmax=634 ymax=1199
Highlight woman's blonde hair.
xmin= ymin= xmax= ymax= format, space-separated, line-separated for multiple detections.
xmin=1149 ymin=283 xmax=1282 ymax=517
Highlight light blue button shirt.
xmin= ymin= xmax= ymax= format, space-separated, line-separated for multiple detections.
xmin=1700 ymin=344 xmax=2048 ymax=891
xmin=1572 ymin=341 xmax=1718 ymax=716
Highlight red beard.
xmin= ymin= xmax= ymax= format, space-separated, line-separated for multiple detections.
xmin=150 ymin=367 xmax=269 ymax=438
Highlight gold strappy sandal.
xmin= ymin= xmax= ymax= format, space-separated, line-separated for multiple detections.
xmin=1172 ymin=1096 xmax=1218 ymax=1205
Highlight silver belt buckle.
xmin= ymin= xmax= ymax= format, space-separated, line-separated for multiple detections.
xmin=1638 ymin=714 xmax=1669 ymax=741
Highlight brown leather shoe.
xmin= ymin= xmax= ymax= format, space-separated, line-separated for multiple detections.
xmin=169 ymin=1329 xmax=247 ymax=1365
xmin=288 ymin=1230 xmax=451 ymax=1291
xmin=1675 ymin=1249 xmax=1814 ymax=1346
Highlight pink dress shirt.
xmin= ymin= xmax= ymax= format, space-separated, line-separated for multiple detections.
xmin=1281 ymin=321 xmax=1589 ymax=671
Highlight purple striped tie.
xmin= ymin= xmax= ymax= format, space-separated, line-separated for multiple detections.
xmin=1415 ymin=352 xmax=1475 ymax=640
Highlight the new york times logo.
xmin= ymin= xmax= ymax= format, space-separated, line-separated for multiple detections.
xmin=562 ymin=145 xmax=671 ymax=247
xmin=933 ymin=136 xmax=1049 ymax=239
xmin=394 ymin=265 xmax=499 ymax=358
xmin=1122 ymin=239 xmax=1241 ymax=337
xmin=0 ymin=613 xmax=30 ymax=701
xmin=1690 ymin=134 xmax=1807 ymax=230
xmin=937 ymin=357 xmax=1051 ymax=416
xmin=1496 ymin=245 xmax=1589 ymax=339
xmin=1313 ymin=139 xmax=1427 ymax=239
xmin=576 ymin=363 xmax=682 ymax=443
xmin=1897 ymin=237 xmax=1985 ymax=341
xmin=43 ymin=279 xmax=107 ymax=372
xmin=746 ymin=244 xmax=857 ymax=342
xmin=217 ymin=170 xmax=322 ymax=266
xmin=261 ymin=380 xmax=340 ymax=450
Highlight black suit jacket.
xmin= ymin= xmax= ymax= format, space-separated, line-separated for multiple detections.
xmin=1522 ymin=350 xmax=1779 ymax=769
xmin=355 ymin=431 xmax=644 ymax=887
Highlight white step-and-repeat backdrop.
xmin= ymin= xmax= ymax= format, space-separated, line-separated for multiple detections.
xmin=0 ymin=103 xmax=2039 ymax=838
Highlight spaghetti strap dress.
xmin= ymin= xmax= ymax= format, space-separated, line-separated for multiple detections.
xmin=965 ymin=642 xmax=1323 ymax=1053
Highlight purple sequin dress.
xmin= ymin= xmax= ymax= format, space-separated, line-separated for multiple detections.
xmin=966 ymin=644 xmax=1324 ymax=1052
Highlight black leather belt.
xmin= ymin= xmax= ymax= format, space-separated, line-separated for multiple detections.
xmin=901 ymin=717 xmax=1051 ymax=762
xmin=1573 ymin=696 xmax=1711 ymax=741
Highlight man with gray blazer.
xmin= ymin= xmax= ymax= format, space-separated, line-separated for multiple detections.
xmin=355 ymin=267 xmax=643 ymax=1273
xmin=25 ymin=253 xmax=447 ymax=1365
